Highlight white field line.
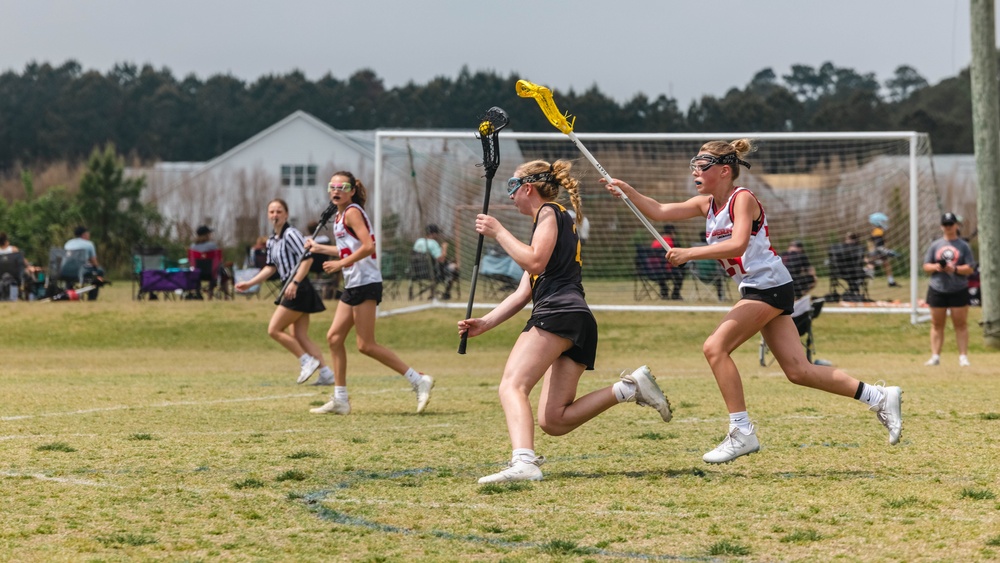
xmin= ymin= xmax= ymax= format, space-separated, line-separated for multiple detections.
xmin=0 ymin=392 xmax=316 ymax=421
xmin=0 ymin=470 xmax=112 ymax=487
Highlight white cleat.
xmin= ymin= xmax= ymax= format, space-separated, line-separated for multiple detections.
xmin=413 ymin=374 xmax=434 ymax=413
xmin=924 ymin=355 xmax=940 ymax=366
xmin=311 ymin=373 xmax=334 ymax=386
xmin=703 ymin=425 xmax=761 ymax=464
xmin=478 ymin=457 xmax=545 ymax=484
xmin=621 ymin=365 xmax=672 ymax=422
xmin=959 ymin=355 xmax=971 ymax=367
xmin=871 ymin=384 xmax=903 ymax=445
xmin=310 ymin=398 xmax=351 ymax=415
xmin=297 ymin=356 xmax=321 ymax=384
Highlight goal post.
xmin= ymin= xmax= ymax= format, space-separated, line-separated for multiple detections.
xmin=374 ymin=130 xmax=940 ymax=323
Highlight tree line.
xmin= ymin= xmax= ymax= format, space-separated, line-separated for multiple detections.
xmin=0 ymin=58 xmax=984 ymax=174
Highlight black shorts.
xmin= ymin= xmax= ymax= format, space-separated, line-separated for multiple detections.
xmin=278 ymin=278 xmax=326 ymax=314
xmin=926 ymin=287 xmax=970 ymax=308
xmin=340 ymin=282 xmax=383 ymax=306
xmin=741 ymin=282 xmax=795 ymax=315
xmin=522 ymin=311 xmax=598 ymax=370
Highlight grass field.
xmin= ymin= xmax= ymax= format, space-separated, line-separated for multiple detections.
xmin=2 ymin=283 xmax=998 ymax=562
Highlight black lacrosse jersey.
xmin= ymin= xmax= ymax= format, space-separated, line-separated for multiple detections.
xmin=528 ymin=202 xmax=590 ymax=315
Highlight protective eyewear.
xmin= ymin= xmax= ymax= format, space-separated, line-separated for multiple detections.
xmin=327 ymin=182 xmax=353 ymax=193
xmin=506 ymin=173 xmax=550 ymax=196
xmin=689 ymin=153 xmax=751 ymax=172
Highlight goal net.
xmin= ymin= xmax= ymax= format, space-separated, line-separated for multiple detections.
xmin=373 ymin=131 xmax=940 ymax=323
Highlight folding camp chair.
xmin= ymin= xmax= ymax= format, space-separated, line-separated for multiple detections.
xmin=132 ymin=246 xmax=167 ymax=300
xmin=479 ymin=246 xmax=523 ymax=301
xmin=759 ymin=296 xmax=828 ymax=366
xmin=187 ymin=248 xmax=224 ymax=300
xmin=407 ymin=250 xmax=440 ymax=300
xmin=688 ymin=258 xmax=732 ymax=302
xmin=47 ymin=247 xmax=99 ymax=300
xmin=826 ymin=241 xmax=870 ymax=303
xmin=0 ymin=251 xmax=24 ymax=301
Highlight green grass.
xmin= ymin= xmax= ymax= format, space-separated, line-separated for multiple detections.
xmin=1 ymin=283 xmax=998 ymax=561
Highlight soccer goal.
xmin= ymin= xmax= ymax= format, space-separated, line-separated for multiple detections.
xmin=373 ymin=131 xmax=940 ymax=323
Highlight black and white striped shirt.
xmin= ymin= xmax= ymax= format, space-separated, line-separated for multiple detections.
xmin=266 ymin=223 xmax=307 ymax=282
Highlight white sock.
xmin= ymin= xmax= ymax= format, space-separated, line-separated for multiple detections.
xmin=512 ymin=448 xmax=536 ymax=463
xmin=857 ymin=383 xmax=884 ymax=408
xmin=319 ymin=366 xmax=334 ymax=379
xmin=729 ymin=411 xmax=753 ymax=434
xmin=334 ymin=386 xmax=348 ymax=401
xmin=887 ymin=275 xmax=895 ymax=284
xmin=403 ymin=367 xmax=422 ymax=386
xmin=299 ymin=353 xmax=313 ymax=365
xmin=612 ymin=380 xmax=636 ymax=403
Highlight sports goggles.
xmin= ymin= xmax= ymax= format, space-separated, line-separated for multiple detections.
xmin=506 ymin=173 xmax=550 ymax=196
xmin=689 ymin=153 xmax=751 ymax=172
xmin=327 ymin=182 xmax=353 ymax=192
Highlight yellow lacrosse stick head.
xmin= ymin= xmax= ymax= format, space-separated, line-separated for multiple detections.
xmin=516 ymin=79 xmax=576 ymax=134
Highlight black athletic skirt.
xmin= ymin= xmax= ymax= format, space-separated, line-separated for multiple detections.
xmin=523 ymin=310 xmax=598 ymax=370
xmin=278 ymin=277 xmax=326 ymax=314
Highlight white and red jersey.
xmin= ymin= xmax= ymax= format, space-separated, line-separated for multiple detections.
xmin=705 ymin=187 xmax=792 ymax=291
xmin=333 ymin=203 xmax=382 ymax=289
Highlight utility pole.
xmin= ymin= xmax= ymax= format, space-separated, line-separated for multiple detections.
xmin=970 ymin=0 xmax=1000 ymax=348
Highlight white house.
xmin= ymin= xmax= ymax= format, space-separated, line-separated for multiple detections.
xmin=138 ymin=110 xmax=378 ymax=247
xmin=136 ymin=111 xmax=526 ymax=264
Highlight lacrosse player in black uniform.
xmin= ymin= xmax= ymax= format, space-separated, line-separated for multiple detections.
xmin=458 ymin=159 xmax=673 ymax=484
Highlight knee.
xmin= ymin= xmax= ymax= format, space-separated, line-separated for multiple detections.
xmin=356 ymin=340 xmax=378 ymax=357
xmin=783 ymin=365 xmax=811 ymax=386
xmin=702 ymin=339 xmax=727 ymax=364
xmin=266 ymin=326 xmax=283 ymax=341
xmin=537 ymin=417 xmax=570 ymax=437
xmin=327 ymin=332 xmax=344 ymax=348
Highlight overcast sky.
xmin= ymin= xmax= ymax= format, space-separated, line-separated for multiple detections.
xmin=0 ymin=0 xmax=991 ymax=109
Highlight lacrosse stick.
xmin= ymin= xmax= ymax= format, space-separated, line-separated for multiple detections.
xmin=516 ymin=80 xmax=670 ymax=250
xmin=458 ymin=106 xmax=509 ymax=355
xmin=274 ymin=202 xmax=338 ymax=305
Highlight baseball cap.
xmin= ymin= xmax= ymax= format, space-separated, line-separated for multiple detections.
xmin=940 ymin=212 xmax=959 ymax=226
xmin=196 ymin=225 xmax=213 ymax=236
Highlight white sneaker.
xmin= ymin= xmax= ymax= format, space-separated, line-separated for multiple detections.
xmin=959 ymin=355 xmax=971 ymax=367
xmin=703 ymin=425 xmax=760 ymax=464
xmin=870 ymin=384 xmax=902 ymax=445
xmin=297 ymin=356 xmax=321 ymax=384
xmin=311 ymin=373 xmax=334 ymax=386
xmin=924 ymin=355 xmax=940 ymax=366
xmin=620 ymin=365 xmax=672 ymax=422
xmin=413 ymin=374 xmax=434 ymax=413
xmin=477 ymin=456 xmax=545 ymax=484
xmin=310 ymin=398 xmax=351 ymax=415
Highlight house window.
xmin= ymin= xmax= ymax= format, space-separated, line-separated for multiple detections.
xmin=281 ymin=164 xmax=318 ymax=187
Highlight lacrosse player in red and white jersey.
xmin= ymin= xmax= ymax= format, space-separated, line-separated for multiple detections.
xmin=305 ymin=171 xmax=434 ymax=416
xmin=604 ymin=138 xmax=903 ymax=464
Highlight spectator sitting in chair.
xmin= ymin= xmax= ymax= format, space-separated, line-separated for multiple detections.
xmin=651 ymin=224 xmax=684 ymax=300
xmin=248 ymin=236 xmax=268 ymax=268
xmin=0 ymin=231 xmax=42 ymax=276
xmin=191 ymin=225 xmax=218 ymax=253
xmin=64 ymin=225 xmax=106 ymax=300
xmin=781 ymin=240 xmax=817 ymax=300
xmin=868 ymin=212 xmax=898 ymax=287
xmin=188 ymin=225 xmax=219 ymax=300
xmin=412 ymin=224 xmax=459 ymax=300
